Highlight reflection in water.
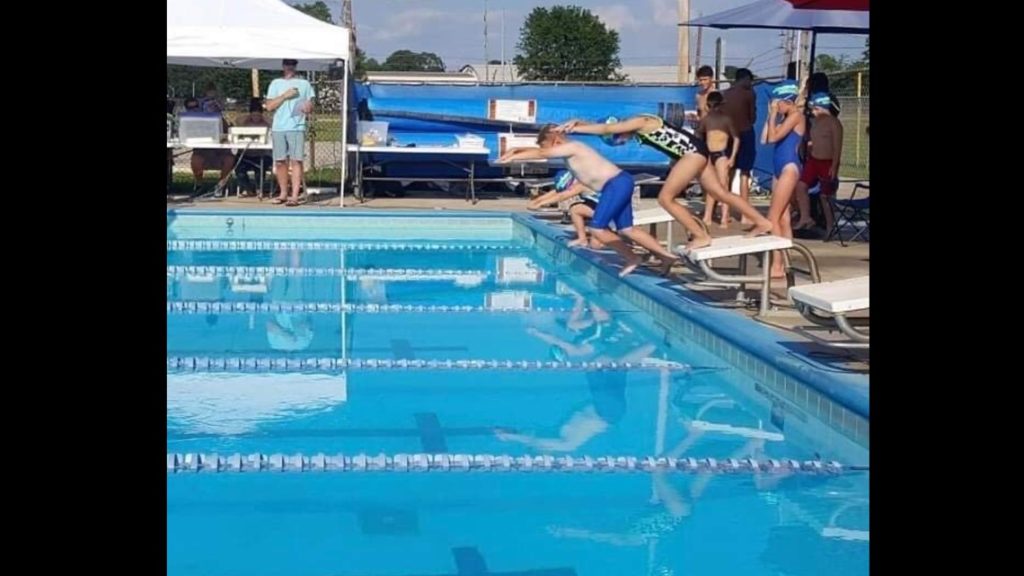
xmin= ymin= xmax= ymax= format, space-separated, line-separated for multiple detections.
xmin=497 ymin=256 xmax=544 ymax=284
xmin=762 ymin=497 xmax=869 ymax=576
xmin=266 ymin=314 xmax=314 ymax=351
xmin=507 ymin=291 xmax=809 ymax=572
xmin=167 ymin=372 xmax=347 ymax=434
xmin=176 ymin=273 xmax=223 ymax=301
xmin=493 ymin=286 xmax=742 ymax=458
xmin=497 ymin=295 xmax=659 ymax=453
xmin=267 ymin=249 xmax=315 ymax=352
xmin=167 ymin=243 xmax=868 ymax=575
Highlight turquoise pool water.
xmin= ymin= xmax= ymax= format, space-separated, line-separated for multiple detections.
xmin=167 ymin=212 xmax=868 ymax=576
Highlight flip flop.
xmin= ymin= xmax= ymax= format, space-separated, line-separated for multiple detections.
xmin=271 ymin=197 xmax=287 ymax=205
xmin=285 ymin=199 xmax=302 ymax=207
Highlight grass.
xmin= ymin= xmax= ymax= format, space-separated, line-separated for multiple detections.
xmin=839 ymin=162 xmax=869 ymax=181
xmin=310 ymin=117 xmax=343 ymax=143
xmin=839 ymin=132 xmax=869 ymax=180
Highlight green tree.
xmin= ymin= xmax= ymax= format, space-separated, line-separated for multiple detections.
xmin=380 ymin=50 xmax=446 ymax=72
xmin=814 ymin=54 xmax=848 ymax=74
xmin=291 ymin=1 xmax=333 ymax=23
xmin=514 ymin=5 xmax=623 ymax=81
xmin=166 ymin=66 xmax=268 ymax=102
xmin=354 ymin=47 xmax=382 ymax=79
xmin=814 ymin=53 xmax=869 ymax=95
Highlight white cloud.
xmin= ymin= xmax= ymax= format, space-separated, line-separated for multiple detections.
xmin=367 ymin=9 xmax=448 ymax=41
xmin=593 ymin=5 xmax=641 ymax=32
xmin=651 ymin=0 xmax=678 ymax=27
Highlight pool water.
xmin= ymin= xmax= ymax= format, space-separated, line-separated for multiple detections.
xmin=167 ymin=214 xmax=868 ymax=576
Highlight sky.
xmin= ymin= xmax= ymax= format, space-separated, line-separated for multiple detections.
xmin=305 ymin=0 xmax=867 ymax=77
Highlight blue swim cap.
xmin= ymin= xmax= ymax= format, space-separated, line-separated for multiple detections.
xmin=600 ymin=116 xmax=632 ymax=146
xmin=553 ymin=169 xmax=576 ymax=192
xmin=771 ymin=81 xmax=800 ymax=102
xmin=809 ymin=92 xmax=833 ymax=109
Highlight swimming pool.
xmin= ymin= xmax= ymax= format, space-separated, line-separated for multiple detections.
xmin=167 ymin=211 xmax=869 ymax=576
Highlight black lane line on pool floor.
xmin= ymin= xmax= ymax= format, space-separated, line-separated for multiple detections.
xmin=415 ymin=412 xmax=448 ymax=453
xmin=452 ymin=547 xmax=577 ymax=576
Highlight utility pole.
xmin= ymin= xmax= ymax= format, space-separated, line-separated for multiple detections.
xmin=341 ymin=0 xmax=357 ymax=71
xmin=341 ymin=0 xmax=353 ymax=29
xmin=677 ymin=0 xmax=690 ymax=83
xmin=501 ymin=8 xmax=506 ymax=82
xmin=694 ymin=15 xmax=703 ymax=72
xmin=799 ymin=30 xmax=812 ymax=85
xmin=484 ymin=0 xmax=489 ymax=81
xmin=715 ymin=37 xmax=724 ymax=86
xmin=782 ymin=30 xmax=793 ymax=77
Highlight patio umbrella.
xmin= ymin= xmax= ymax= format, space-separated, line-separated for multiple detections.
xmin=685 ymin=0 xmax=869 ymax=78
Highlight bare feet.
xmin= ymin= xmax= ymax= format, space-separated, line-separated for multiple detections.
xmin=567 ymin=238 xmax=588 ymax=248
xmin=618 ymin=259 xmax=642 ymax=277
xmin=589 ymin=238 xmax=605 ymax=250
xmin=702 ymin=216 xmax=713 ymax=226
xmin=745 ymin=221 xmax=773 ymax=237
xmin=686 ymin=234 xmax=713 ymax=251
xmin=793 ymin=219 xmax=815 ymax=231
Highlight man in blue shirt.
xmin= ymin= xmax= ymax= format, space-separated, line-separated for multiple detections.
xmin=264 ymin=59 xmax=315 ymax=206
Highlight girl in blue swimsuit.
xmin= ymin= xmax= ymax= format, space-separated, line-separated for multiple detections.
xmin=761 ymin=82 xmax=806 ymax=277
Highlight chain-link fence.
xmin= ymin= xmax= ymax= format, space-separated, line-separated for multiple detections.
xmin=833 ymin=94 xmax=869 ymax=181
xmin=829 ymin=70 xmax=869 ymax=181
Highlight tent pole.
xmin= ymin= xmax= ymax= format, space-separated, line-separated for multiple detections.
xmin=340 ymin=61 xmax=349 ymax=208
xmin=803 ymin=30 xmax=818 ymax=118
xmin=808 ymin=31 xmax=818 ymax=79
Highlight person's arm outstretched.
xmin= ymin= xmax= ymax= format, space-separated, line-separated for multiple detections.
xmin=555 ymin=116 xmax=647 ymax=136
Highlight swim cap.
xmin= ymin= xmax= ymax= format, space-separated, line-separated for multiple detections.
xmin=809 ymin=92 xmax=833 ymax=109
xmin=553 ymin=169 xmax=576 ymax=192
xmin=770 ymin=82 xmax=799 ymax=102
xmin=600 ymin=116 xmax=632 ymax=146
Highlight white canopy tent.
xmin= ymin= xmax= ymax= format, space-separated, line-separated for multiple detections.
xmin=167 ymin=0 xmax=353 ymax=203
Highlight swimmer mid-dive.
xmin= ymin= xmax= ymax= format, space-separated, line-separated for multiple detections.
xmin=498 ymin=125 xmax=678 ymax=277
xmin=555 ymin=111 xmax=773 ymax=250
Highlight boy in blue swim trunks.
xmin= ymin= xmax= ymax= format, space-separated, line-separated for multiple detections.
xmin=498 ymin=125 xmax=678 ymax=277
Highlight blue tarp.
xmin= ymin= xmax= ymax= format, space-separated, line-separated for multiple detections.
xmin=354 ymin=82 xmax=784 ymax=184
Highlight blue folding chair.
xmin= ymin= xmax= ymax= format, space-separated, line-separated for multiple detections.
xmin=826 ymin=182 xmax=870 ymax=246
